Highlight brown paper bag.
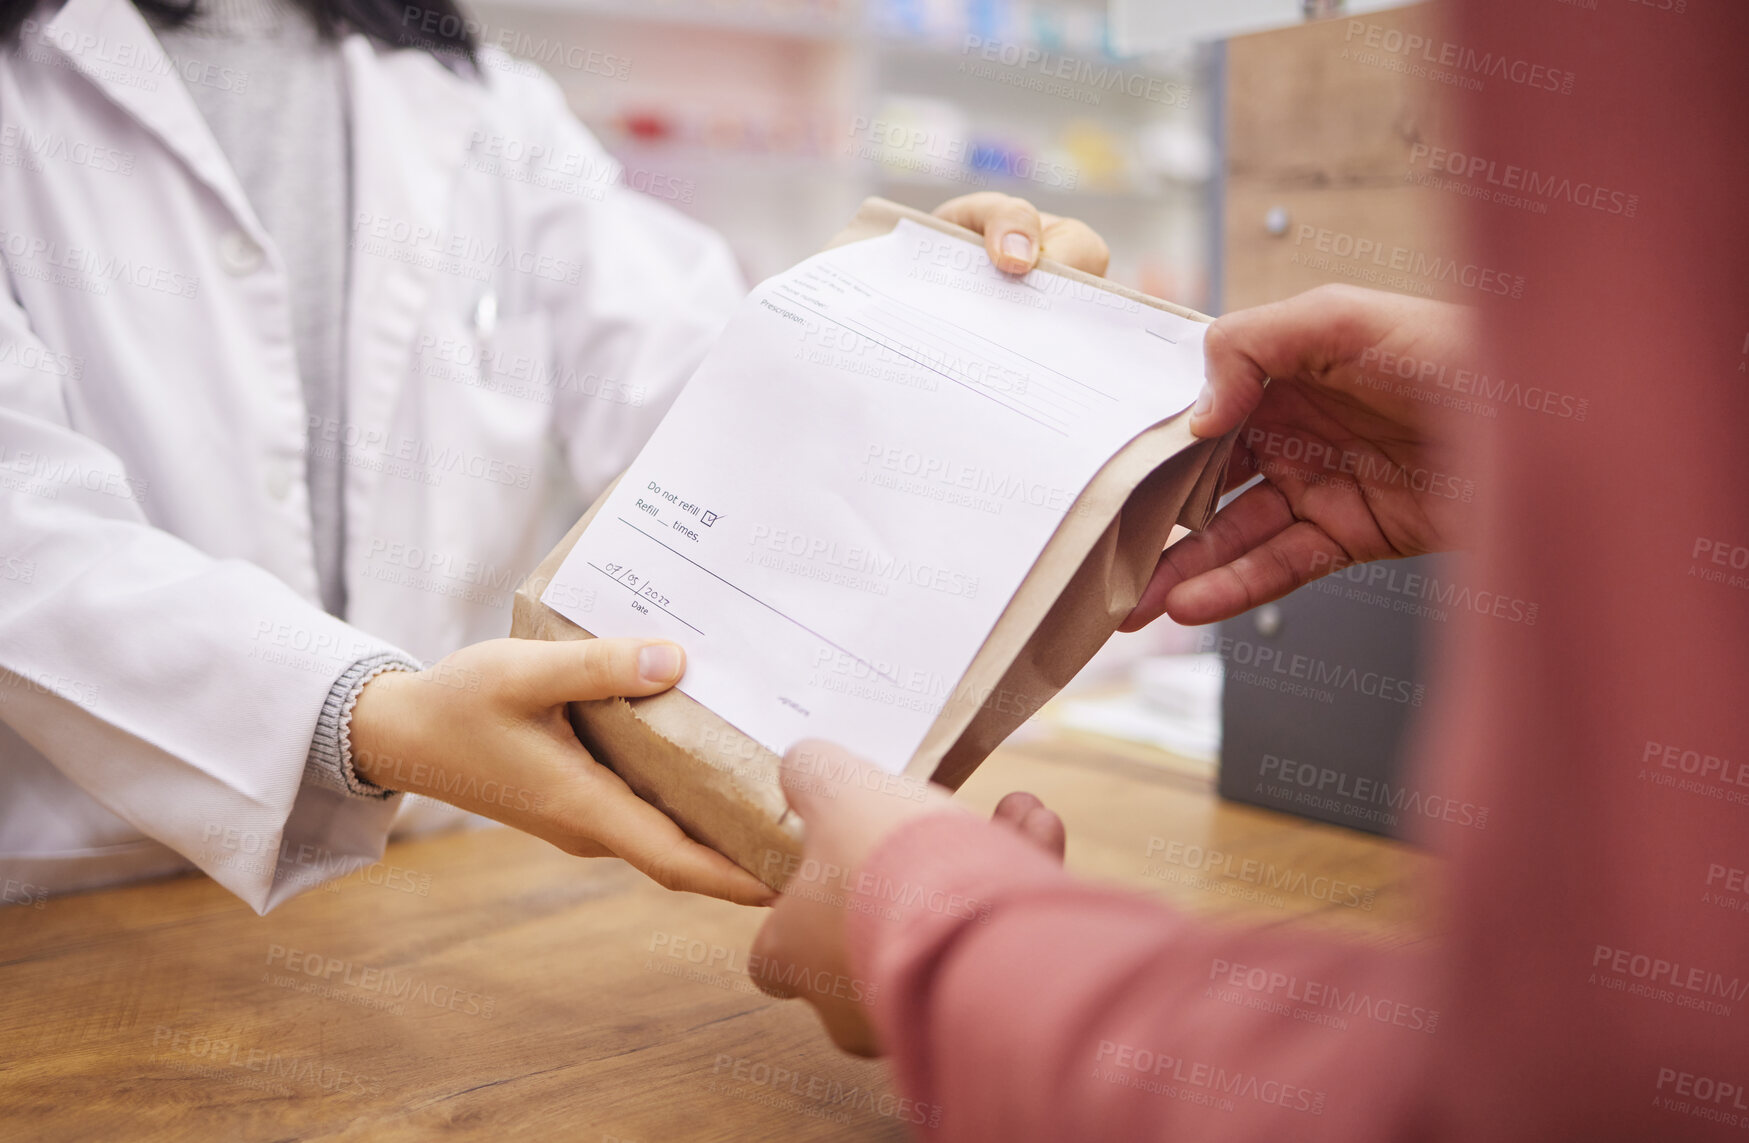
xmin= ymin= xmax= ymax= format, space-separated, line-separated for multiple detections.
xmin=511 ymin=198 xmax=1236 ymax=890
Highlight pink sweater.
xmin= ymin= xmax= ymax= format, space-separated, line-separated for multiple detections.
xmin=845 ymin=2 xmax=1749 ymax=1139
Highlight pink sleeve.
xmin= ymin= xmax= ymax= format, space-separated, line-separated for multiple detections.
xmin=847 ymin=3 xmax=1749 ymax=1140
xmin=847 ymin=814 xmax=1434 ymax=1141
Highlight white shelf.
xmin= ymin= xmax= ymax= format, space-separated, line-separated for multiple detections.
xmin=472 ymin=0 xmax=858 ymax=42
xmin=875 ymin=36 xmax=1189 ymax=81
xmin=464 ymin=0 xmax=1216 ymax=309
xmin=872 ymin=167 xmax=1201 ymax=202
xmin=605 ymin=141 xmax=860 ymax=180
xmin=472 ymin=0 xmax=1191 ymax=64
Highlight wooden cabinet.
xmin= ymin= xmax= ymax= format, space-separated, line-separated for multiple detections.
xmin=1222 ymin=4 xmax=1465 ymax=312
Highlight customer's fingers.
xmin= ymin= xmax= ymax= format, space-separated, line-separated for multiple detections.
xmin=748 ymin=910 xmax=881 ymax=1056
xmin=992 ymin=791 xmax=1066 ymax=861
xmin=1192 ymin=283 xmax=1433 ymax=439
xmin=748 ymin=914 xmax=801 ymax=999
xmin=1190 ymin=312 xmax=1274 ymax=440
xmin=1128 ymin=483 xmax=1357 ymax=629
xmin=1122 ymin=483 xmax=1296 ymax=631
xmin=933 ymin=192 xmax=1044 ymax=274
xmin=1161 ymin=520 xmax=1349 ymax=626
xmin=511 ymin=637 xmax=686 ymax=707
xmin=776 ymin=740 xmax=959 ymax=899
xmin=777 ymin=738 xmax=866 ymax=818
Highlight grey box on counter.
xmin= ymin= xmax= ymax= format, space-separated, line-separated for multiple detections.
xmin=1212 ymin=554 xmax=1445 ymax=839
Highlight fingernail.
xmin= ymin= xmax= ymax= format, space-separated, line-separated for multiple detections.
xmin=1191 ymin=384 xmax=1213 ymax=419
xmin=638 ymin=643 xmax=683 ymax=683
xmin=1001 ymin=232 xmax=1035 ymax=269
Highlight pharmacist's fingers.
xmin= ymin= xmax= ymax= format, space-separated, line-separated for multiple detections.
xmin=573 ymin=766 xmax=774 ymax=905
xmin=618 ymin=826 xmax=774 ymax=906
xmin=992 ymin=791 xmax=1066 ymax=862
xmin=933 ymin=193 xmax=1045 ymax=274
xmin=510 ymin=637 xmax=686 ymax=708
xmin=1039 ymin=212 xmax=1111 ymax=277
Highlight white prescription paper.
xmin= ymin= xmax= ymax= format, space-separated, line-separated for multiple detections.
xmin=543 ymin=219 xmax=1206 ymax=772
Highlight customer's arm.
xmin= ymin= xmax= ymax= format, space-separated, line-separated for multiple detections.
xmin=750 ymin=285 xmax=1479 ymax=1132
xmin=751 ymin=744 xmax=1434 ymax=1140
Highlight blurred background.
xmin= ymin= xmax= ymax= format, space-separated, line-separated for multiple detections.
xmin=466 ymin=0 xmax=1218 ymax=306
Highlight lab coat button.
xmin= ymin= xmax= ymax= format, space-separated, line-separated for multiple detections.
xmin=264 ymin=464 xmax=293 ymax=501
xmin=218 ymin=230 xmax=264 ymax=276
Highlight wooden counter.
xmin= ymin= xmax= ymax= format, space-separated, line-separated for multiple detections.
xmin=0 ymin=728 xmax=1433 ymax=1141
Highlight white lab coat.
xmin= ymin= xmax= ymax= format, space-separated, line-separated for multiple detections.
xmin=0 ymin=0 xmax=744 ymax=911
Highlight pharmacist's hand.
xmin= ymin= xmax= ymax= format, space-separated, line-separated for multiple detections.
xmin=348 ymin=637 xmax=774 ymax=906
xmin=749 ymin=740 xmax=1064 ymax=1056
xmin=1123 ymin=284 xmax=1480 ymax=630
xmin=933 ymin=193 xmax=1111 ymax=277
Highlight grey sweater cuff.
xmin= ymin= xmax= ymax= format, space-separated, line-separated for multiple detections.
xmin=305 ymin=652 xmax=423 ymax=800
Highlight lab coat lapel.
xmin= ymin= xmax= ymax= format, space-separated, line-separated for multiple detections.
xmin=36 ymin=0 xmax=268 ymax=242
xmin=339 ymin=38 xmax=480 ymax=604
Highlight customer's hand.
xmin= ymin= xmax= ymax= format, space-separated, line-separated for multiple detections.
xmin=932 ymin=192 xmax=1111 ymax=277
xmin=749 ymin=740 xmax=1065 ymax=1055
xmin=348 ymin=637 xmax=774 ymax=906
xmin=1124 ymin=284 xmax=1481 ymax=630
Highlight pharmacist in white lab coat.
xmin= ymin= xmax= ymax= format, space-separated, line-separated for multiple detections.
xmin=0 ymin=0 xmax=1099 ymax=913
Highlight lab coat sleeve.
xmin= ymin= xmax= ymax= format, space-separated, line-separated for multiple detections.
xmin=0 ymin=286 xmax=412 ymax=913
xmin=483 ymin=59 xmax=746 ymax=499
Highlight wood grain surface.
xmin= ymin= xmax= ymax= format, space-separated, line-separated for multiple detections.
xmin=0 ymin=730 xmax=1433 ymax=1141
xmin=1224 ymin=3 xmax=1465 ymax=313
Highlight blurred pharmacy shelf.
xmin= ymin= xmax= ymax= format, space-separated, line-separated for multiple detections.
xmin=464 ymin=0 xmax=1216 ymax=307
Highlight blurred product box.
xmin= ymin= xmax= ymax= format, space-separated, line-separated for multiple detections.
xmin=1216 ymin=554 xmax=1445 ymax=839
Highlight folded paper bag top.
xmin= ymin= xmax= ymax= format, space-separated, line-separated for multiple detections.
xmin=510 ymin=197 xmax=1236 ymax=892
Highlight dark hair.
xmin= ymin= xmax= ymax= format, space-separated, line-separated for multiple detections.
xmin=1 ymin=0 xmax=478 ymax=67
